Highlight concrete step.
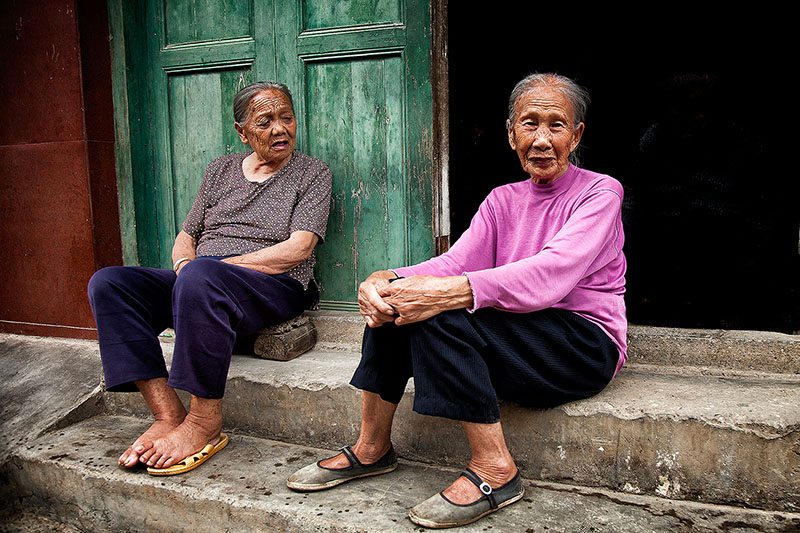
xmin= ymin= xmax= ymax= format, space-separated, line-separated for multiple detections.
xmin=625 ymin=324 xmax=800 ymax=375
xmin=2 ymin=415 xmax=798 ymax=532
xmin=0 ymin=512 xmax=82 ymax=533
xmin=306 ymin=311 xmax=800 ymax=375
xmin=2 ymin=329 xmax=799 ymax=520
xmin=103 ymin=346 xmax=800 ymax=513
xmin=0 ymin=334 xmax=105 ymax=465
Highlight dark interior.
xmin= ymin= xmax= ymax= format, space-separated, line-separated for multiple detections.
xmin=447 ymin=7 xmax=799 ymax=333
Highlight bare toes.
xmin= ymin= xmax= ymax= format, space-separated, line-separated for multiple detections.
xmin=121 ymin=452 xmax=135 ymax=466
xmin=119 ymin=446 xmax=143 ymax=467
xmin=154 ymin=455 xmax=172 ymax=469
xmin=139 ymin=448 xmax=157 ymax=465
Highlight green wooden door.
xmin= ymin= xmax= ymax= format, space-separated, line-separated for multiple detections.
xmin=110 ymin=0 xmax=434 ymax=309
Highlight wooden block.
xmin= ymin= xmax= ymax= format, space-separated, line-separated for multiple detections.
xmin=253 ymin=315 xmax=317 ymax=361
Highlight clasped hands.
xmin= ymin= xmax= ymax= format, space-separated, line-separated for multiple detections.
xmin=358 ymin=270 xmax=474 ymax=328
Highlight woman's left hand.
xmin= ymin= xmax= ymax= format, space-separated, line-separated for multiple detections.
xmin=378 ymin=275 xmax=474 ymax=325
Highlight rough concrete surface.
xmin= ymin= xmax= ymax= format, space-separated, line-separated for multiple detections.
xmin=306 ymin=311 xmax=364 ymax=353
xmin=103 ymin=348 xmax=800 ymax=512
xmin=3 ymin=416 xmax=798 ymax=532
xmin=0 ymin=335 xmax=105 ymax=464
xmin=627 ymin=325 xmax=800 ymax=374
xmin=0 ymin=512 xmax=82 ymax=533
xmin=3 ymin=325 xmax=800 ymax=528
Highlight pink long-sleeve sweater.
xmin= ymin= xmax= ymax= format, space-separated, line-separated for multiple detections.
xmin=394 ymin=164 xmax=628 ymax=373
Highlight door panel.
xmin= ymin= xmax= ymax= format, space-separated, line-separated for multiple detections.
xmin=168 ymin=69 xmax=251 ymax=230
xmin=303 ymin=0 xmax=402 ymax=29
xmin=164 ymin=0 xmax=253 ymax=44
xmin=305 ymin=55 xmax=406 ymax=303
xmin=111 ymin=0 xmax=434 ymax=308
xmin=290 ymin=0 xmax=434 ymax=308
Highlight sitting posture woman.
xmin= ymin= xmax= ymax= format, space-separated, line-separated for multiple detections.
xmin=287 ymin=73 xmax=626 ymax=528
xmin=88 ymin=82 xmax=332 ymax=475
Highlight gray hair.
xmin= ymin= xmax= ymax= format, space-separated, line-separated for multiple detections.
xmin=507 ymin=73 xmax=590 ymax=164
xmin=233 ymin=82 xmax=295 ymax=126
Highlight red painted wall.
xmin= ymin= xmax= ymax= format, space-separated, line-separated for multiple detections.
xmin=0 ymin=0 xmax=121 ymax=339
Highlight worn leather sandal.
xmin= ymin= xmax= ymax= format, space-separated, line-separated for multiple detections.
xmin=286 ymin=445 xmax=398 ymax=492
xmin=408 ymin=468 xmax=524 ymax=528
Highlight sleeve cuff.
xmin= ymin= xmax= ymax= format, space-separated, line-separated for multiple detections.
xmin=391 ymin=266 xmax=415 ymax=278
xmin=463 ymin=272 xmax=480 ymax=313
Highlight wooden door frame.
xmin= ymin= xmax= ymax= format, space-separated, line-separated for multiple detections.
xmin=108 ymin=0 xmax=139 ymax=265
xmin=431 ymin=0 xmax=449 ymax=255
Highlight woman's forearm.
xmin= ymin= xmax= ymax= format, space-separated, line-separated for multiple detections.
xmin=378 ymin=275 xmax=474 ymax=325
xmin=172 ymin=231 xmax=197 ymax=273
xmin=222 ymin=231 xmax=318 ymax=274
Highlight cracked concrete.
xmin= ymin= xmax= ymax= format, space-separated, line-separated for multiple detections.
xmin=2 ymin=318 xmax=799 ymax=528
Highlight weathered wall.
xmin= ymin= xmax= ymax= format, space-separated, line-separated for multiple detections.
xmin=0 ymin=0 xmax=120 ymax=339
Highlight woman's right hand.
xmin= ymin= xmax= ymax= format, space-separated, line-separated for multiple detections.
xmin=358 ymin=270 xmax=397 ymax=327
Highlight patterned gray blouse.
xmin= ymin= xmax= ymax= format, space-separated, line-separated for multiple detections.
xmin=182 ymin=150 xmax=332 ymax=288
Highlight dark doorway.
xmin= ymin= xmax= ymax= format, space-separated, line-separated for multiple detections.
xmin=448 ymin=7 xmax=799 ymax=333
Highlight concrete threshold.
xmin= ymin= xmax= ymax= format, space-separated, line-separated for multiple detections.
xmin=2 ymin=329 xmax=799 ymax=518
xmin=165 ymin=312 xmax=800 ymax=372
xmin=3 ymin=415 xmax=798 ymax=533
xmin=104 ymin=348 xmax=800 ymax=513
xmin=626 ymin=324 xmax=800 ymax=374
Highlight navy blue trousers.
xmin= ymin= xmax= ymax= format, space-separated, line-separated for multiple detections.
xmin=350 ymin=308 xmax=618 ymax=424
xmin=87 ymin=258 xmax=311 ymax=399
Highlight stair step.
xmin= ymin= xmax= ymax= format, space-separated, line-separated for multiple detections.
xmin=3 ymin=415 xmax=798 ymax=533
xmin=161 ymin=312 xmax=800 ymax=373
xmin=0 ymin=512 xmax=83 ymax=532
xmin=626 ymin=324 xmax=800 ymax=374
xmin=104 ymin=347 xmax=800 ymax=513
xmin=0 ymin=334 xmax=104 ymax=465
xmin=2 ymin=329 xmax=799 ymax=520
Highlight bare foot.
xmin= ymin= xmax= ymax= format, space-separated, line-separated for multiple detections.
xmin=138 ymin=414 xmax=222 ymax=469
xmin=119 ymin=417 xmax=183 ymax=467
xmin=442 ymin=463 xmax=517 ymax=505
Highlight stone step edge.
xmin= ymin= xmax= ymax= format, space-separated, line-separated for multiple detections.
xmin=157 ymin=311 xmax=800 ymax=373
xmin=127 ymin=346 xmax=800 ymax=439
xmin=626 ymin=323 xmax=800 ymax=374
xmin=103 ymin=350 xmax=800 ymax=512
xmin=623 ymin=362 xmax=800 ymax=383
xmin=5 ymin=415 xmax=799 ymax=533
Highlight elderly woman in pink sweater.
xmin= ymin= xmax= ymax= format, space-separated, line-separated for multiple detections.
xmin=288 ymin=73 xmax=627 ymax=528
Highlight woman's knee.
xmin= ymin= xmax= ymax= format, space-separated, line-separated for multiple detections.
xmin=176 ymin=257 xmax=225 ymax=278
xmin=174 ymin=258 xmax=223 ymax=289
xmin=87 ymin=266 xmax=133 ymax=302
xmin=173 ymin=258 xmax=233 ymax=306
xmin=412 ymin=310 xmax=483 ymax=352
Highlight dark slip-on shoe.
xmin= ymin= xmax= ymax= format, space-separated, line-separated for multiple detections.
xmin=286 ymin=445 xmax=398 ymax=492
xmin=408 ymin=468 xmax=524 ymax=528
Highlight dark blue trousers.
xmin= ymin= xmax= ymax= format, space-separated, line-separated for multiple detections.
xmin=87 ymin=258 xmax=310 ymax=399
xmin=351 ymin=308 xmax=618 ymax=424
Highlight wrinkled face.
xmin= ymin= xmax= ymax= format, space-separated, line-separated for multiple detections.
xmin=507 ymin=86 xmax=584 ymax=183
xmin=235 ymin=89 xmax=297 ymax=166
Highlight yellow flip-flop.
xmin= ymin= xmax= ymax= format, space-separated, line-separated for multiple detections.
xmin=147 ymin=433 xmax=229 ymax=476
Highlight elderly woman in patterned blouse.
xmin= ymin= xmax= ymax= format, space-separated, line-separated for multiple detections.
xmin=88 ymin=82 xmax=332 ymax=476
